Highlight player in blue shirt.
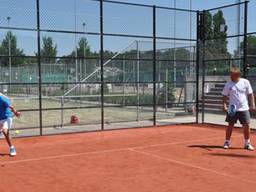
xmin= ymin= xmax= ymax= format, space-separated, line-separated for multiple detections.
xmin=0 ymin=93 xmax=21 ymax=156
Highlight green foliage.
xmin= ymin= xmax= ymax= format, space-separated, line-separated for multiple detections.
xmin=212 ymin=11 xmax=228 ymax=54
xmin=59 ymin=37 xmax=96 ymax=78
xmin=246 ymin=35 xmax=256 ymax=67
xmin=204 ymin=11 xmax=213 ymax=40
xmin=203 ymin=10 xmax=230 ymax=75
xmin=159 ymin=84 xmax=176 ymax=107
xmin=85 ymin=94 xmax=153 ymax=106
xmin=158 ymin=47 xmax=191 ymax=61
xmin=0 ymin=31 xmax=25 ymax=66
xmin=204 ymin=10 xmax=229 ymax=59
xmin=70 ymin=37 xmax=91 ymax=57
xmin=40 ymin=36 xmax=57 ymax=63
xmin=234 ymin=35 xmax=256 ymax=71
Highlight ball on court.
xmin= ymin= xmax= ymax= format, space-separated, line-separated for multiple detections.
xmin=15 ymin=130 xmax=20 ymax=134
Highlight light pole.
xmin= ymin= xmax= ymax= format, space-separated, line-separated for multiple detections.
xmin=7 ymin=16 xmax=12 ymax=87
xmin=82 ymin=22 xmax=86 ymax=78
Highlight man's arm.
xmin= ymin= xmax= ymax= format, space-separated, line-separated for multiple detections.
xmin=248 ymin=93 xmax=256 ymax=111
xmin=222 ymin=82 xmax=229 ymax=112
xmin=246 ymin=80 xmax=255 ymax=111
xmin=223 ymin=95 xmax=229 ymax=112
xmin=9 ymin=106 xmax=21 ymax=117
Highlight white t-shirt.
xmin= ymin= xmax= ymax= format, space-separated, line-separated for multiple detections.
xmin=222 ymin=78 xmax=253 ymax=111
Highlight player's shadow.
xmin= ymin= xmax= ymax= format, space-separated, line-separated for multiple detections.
xmin=188 ymin=145 xmax=241 ymax=151
xmin=209 ymin=153 xmax=256 ymax=158
xmin=0 ymin=153 xmax=9 ymax=156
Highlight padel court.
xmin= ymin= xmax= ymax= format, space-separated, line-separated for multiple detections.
xmin=1 ymin=0 xmax=254 ymax=135
xmin=1 ymin=0 xmax=256 ymax=192
xmin=1 ymin=124 xmax=256 ymax=192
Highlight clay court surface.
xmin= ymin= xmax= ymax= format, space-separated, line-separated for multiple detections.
xmin=1 ymin=124 xmax=256 ymax=192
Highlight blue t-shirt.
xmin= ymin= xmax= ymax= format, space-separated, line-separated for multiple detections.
xmin=0 ymin=95 xmax=13 ymax=120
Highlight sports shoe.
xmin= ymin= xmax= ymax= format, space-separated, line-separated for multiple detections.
xmin=10 ymin=146 xmax=17 ymax=156
xmin=244 ymin=143 xmax=254 ymax=151
xmin=223 ymin=141 xmax=231 ymax=149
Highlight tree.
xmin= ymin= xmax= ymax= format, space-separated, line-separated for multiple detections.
xmin=204 ymin=11 xmax=213 ymax=40
xmin=212 ymin=10 xmax=228 ymax=56
xmin=77 ymin=37 xmax=90 ymax=58
xmin=203 ymin=10 xmax=229 ymax=75
xmin=238 ymin=35 xmax=256 ymax=72
xmin=40 ymin=36 xmax=57 ymax=63
xmin=247 ymin=35 xmax=256 ymax=66
xmin=0 ymin=31 xmax=25 ymax=66
xmin=67 ymin=37 xmax=90 ymax=58
xmin=58 ymin=37 xmax=95 ymax=81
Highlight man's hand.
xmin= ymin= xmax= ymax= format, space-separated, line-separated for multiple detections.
xmin=223 ymin=95 xmax=229 ymax=113
xmin=223 ymin=106 xmax=228 ymax=113
xmin=250 ymin=107 xmax=256 ymax=112
xmin=248 ymin=94 xmax=255 ymax=112
xmin=14 ymin=111 xmax=21 ymax=118
xmin=9 ymin=106 xmax=21 ymax=118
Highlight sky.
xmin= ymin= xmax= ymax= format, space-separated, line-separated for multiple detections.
xmin=0 ymin=0 xmax=255 ymax=56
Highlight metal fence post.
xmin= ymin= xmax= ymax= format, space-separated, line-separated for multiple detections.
xmin=153 ymin=5 xmax=156 ymax=126
xmin=100 ymin=0 xmax=104 ymax=130
xmin=243 ymin=1 xmax=248 ymax=78
xmin=196 ymin=11 xmax=200 ymax=124
xmin=36 ymin=0 xmax=43 ymax=135
xmin=201 ymin=10 xmax=206 ymax=124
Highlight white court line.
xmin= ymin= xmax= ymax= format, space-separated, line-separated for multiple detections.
xmin=0 ymin=148 xmax=127 ymax=165
xmin=0 ymin=135 xmax=238 ymax=166
xmin=129 ymin=148 xmax=256 ymax=185
xmin=132 ymin=136 xmax=232 ymax=150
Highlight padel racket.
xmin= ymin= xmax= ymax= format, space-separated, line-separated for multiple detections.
xmin=228 ymin=104 xmax=237 ymax=117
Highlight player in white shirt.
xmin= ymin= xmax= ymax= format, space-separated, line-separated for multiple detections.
xmin=222 ymin=67 xmax=255 ymax=150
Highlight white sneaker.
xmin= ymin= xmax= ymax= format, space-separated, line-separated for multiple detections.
xmin=223 ymin=141 xmax=231 ymax=149
xmin=10 ymin=146 xmax=17 ymax=157
xmin=244 ymin=143 xmax=254 ymax=151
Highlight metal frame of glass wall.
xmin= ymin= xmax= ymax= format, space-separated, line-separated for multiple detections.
xmin=200 ymin=1 xmax=248 ymax=124
xmin=0 ymin=0 xmax=250 ymax=136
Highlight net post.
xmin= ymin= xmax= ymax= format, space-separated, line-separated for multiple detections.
xmin=153 ymin=5 xmax=157 ymax=126
xmin=36 ymin=0 xmax=43 ymax=135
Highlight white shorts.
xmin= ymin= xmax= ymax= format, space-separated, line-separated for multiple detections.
xmin=0 ymin=118 xmax=13 ymax=131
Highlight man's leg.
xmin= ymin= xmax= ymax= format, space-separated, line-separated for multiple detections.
xmin=2 ymin=119 xmax=16 ymax=156
xmin=224 ymin=122 xmax=234 ymax=149
xmin=2 ymin=129 xmax=13 ymax=147
xmin=226 ymin=123 xmax=235 ymax=141
xmin=243 ymin=123 xmax=254 ymax=150
xmin=243 ymin=123 xmax=250 ymax=140
xmin=241 ymin=111 xmax=254 ymax=150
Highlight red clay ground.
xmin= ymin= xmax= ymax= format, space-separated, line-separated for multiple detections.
xmin=1 ymin=124 xmax=256 ymax=192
